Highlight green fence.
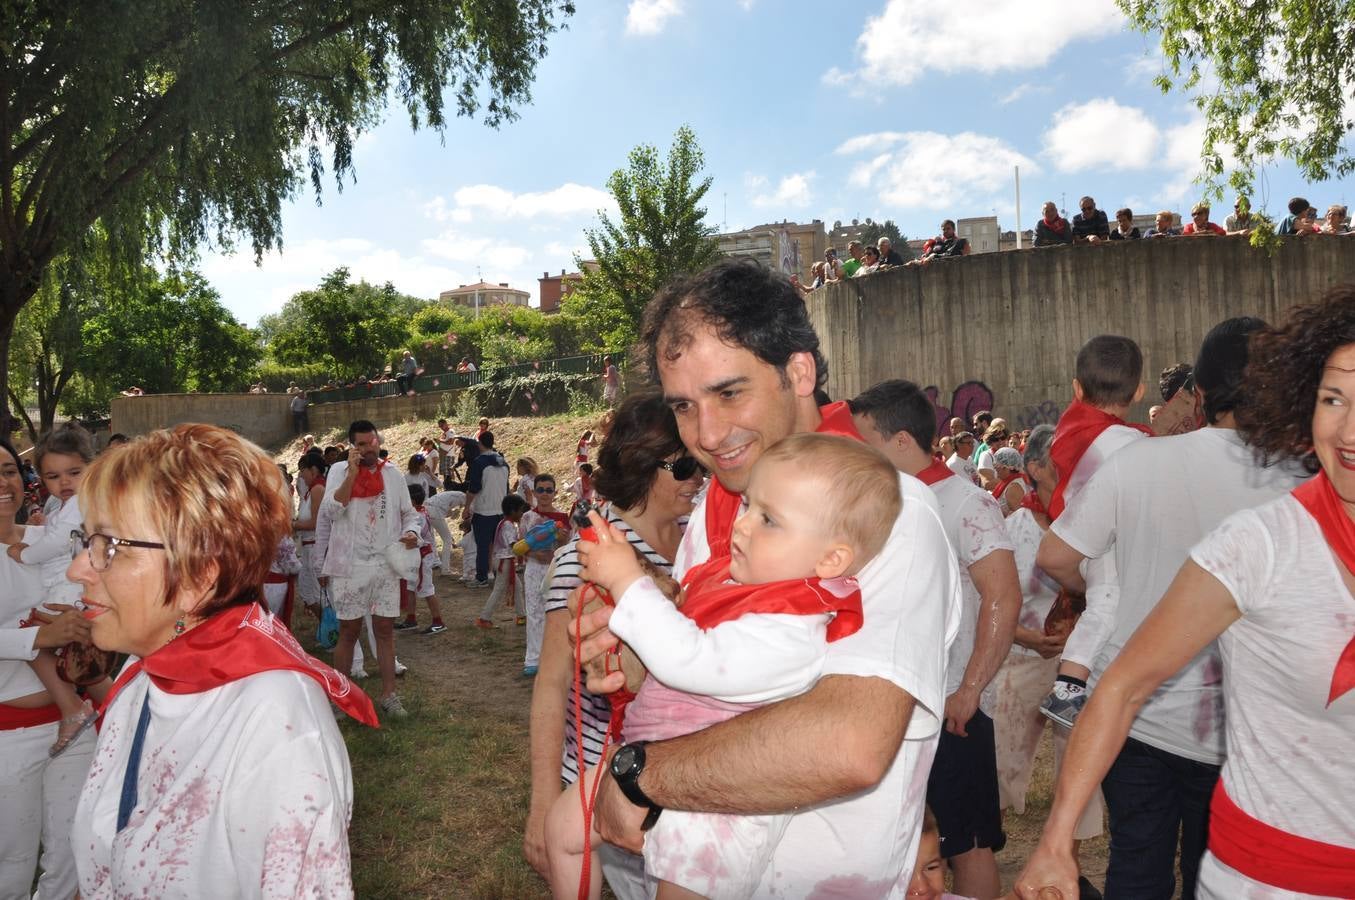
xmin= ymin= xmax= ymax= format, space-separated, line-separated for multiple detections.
xmin=307 ymin=352 xmax=622 ymax=405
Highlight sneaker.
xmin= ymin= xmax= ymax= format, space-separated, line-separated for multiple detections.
xmin=515 ymin=616 xmax=527 ymax=626
xmin=420 ymin=623 xmax=447 ymax=635
xmin=380 ymin=694 xmax=408 ymax=718
xmin=467 ymin=580 xmax=491 ymax=589
xmin=348 ymin=669 xmax=368 ymax=680
xmin=475 ymin=618 xmax=495 ymax=629
xmin=394 ymin=659 xmax=409 ymax=677
xmin=393 ymin=620 xmax=419 ymax=631
xmin=521 ymin=665 xmax=539 ymax=677
xmin=1040 ymin=682 xmax=1088 ymax=728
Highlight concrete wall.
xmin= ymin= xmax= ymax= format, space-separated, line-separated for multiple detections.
xmin=111 ymin=394 xmax=294 ymax=448
xmin=307 ymin=390 xmax=462 ymax=436
xmin=807 ymin=236 xmax=1355 ymax=432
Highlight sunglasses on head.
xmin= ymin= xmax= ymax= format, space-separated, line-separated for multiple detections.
xmin=658 ymin=456 xmax=703 ymax=481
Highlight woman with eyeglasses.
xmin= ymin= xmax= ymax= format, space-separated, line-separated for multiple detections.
xmin=0 ymin=438 xmax=96 ymax=899
xmin=65 ymin=425 xmax=377 ymax=899
xmin=524 ymin=390 xmax=704 ymax=888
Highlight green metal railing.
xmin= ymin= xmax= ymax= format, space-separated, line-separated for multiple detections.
xmin=307 ymin=352 xmax=623 ymax=405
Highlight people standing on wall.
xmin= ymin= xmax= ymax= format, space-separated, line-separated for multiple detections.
xmin=1225 ymin=197 xmax=1257 ymax=235
xmin=841 ymin=240 xmax=865 ymax=277
xmin=909 ymin=220 xmax=971 ymax=265
xmin=396 ymin=350 xmax=419 ymax=395
xmin=1143 ymin=210 xmax=1181 ymax=238
xmin=289 ymin=389 xmax=308 ymax=435
xmin=1182 ymin=202 xmax=1227 ymax=236
xmin=1035 ymin=201 xmax=1073 ymax=246
xmin=877 ymin=236 xmax=906 ymax=267
xmin=1108 ymin=208 xmax=1141 ymax=240
xmin=1072 ymin=197 xmax=1110 ymax=242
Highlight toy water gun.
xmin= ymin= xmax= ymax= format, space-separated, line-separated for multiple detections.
xmin=512 ymin=520 xmax=566 ymax=557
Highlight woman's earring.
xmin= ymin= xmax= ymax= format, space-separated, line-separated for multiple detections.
xmin=173 ymin=617 xmax=186 ymax=638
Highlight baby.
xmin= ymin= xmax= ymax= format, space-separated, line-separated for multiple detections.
xmin=546 ymin=433 xmax=901 ymax=900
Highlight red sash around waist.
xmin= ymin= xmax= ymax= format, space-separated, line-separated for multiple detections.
xmin=0 ymin=701 xmax=62 ymax=730
xmin=1209 ymin=781 xmax=1355 ymax=895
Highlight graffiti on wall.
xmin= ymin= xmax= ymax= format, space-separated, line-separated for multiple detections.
xmin=924 ymin=381 xmax=995 ymax=436
xmin=1015 ymin=400 xmax=1062 ymax=431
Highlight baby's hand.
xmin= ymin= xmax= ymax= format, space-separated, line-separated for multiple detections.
xmin=6 ymin=542 xmax=26 ymax=563
xmin=27 ymin=510 xmax=44 ymax=526
xmin=577 ymin=513 xmax=644 ymax=598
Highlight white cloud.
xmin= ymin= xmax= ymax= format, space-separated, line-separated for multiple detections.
xmin=626 ymin=0 xmax=682 ymax=36
xmin=446 ymin=182 xmax=615 ymax=221
xmin=1042 ymin=99 xmax=1162 ymax=172
xmin=748 ymin=171 xmax=815 ymax=209
xmin=837 ymin=131 xmax=1036 ymax=211
xmin=831 ymin=0 xmax=1123 ymax=87
xmin=420 ymin=230 xmax=532 ymax=271
xmin=834 ymin=132 xmax=905 ymax=156
xmin=999 ymin=83 xmax=1040 ymax=105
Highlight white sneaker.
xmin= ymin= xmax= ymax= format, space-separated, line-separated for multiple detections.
xmin=394 ymin=659 xmax=409 ymax=677
xmin=349 ymin=669 xmax=367 ymax=680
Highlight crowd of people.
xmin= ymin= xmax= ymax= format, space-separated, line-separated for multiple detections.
xmin=2 ymin=256 xmax=1353 ymax=899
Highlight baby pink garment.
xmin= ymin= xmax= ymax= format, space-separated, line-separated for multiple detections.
xmin=622 ymin=675 xmax=759 ymax=743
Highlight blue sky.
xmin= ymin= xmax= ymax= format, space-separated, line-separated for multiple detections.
xmin=200 ymin=0 xmax=1355 ymax=325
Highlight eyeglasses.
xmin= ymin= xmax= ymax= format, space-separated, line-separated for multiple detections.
xmin=534 ymin=486 xmax=556 ymax=494
xmin=657 ymin=456 xmax=703 ymax=481
xmin=70 ymin=529 xmax=166 ymax=572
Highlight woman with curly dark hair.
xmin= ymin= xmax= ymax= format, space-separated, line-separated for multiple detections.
xmin=1017 ymin=286 xmax=1355 ymax=899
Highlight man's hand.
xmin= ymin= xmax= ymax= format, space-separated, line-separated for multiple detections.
xmin=1015 ymin=626 xmax=1066 ymax=659
xmin=576 ymin=512 xmax=643 ymax=598
xmin=346 ymin=447 xmax=362 ymax=472
xmin=566 ymin=601 xmax=626 ymax=694
xmin=6 ymin=542 xmax=26 ymax=563
xmin=1014 ymin=840 xmax=1079 ymax=899
xmin=589 ymin=749 xmax=646 ymax=853
xmin=399 ymin=531 xmax=418 ymax=549
xmin=943 ymin=686 xmax=980 ymax=736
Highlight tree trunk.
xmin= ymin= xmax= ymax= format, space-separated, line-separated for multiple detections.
xmin=0 ymin=267 xmax=42 ymax=444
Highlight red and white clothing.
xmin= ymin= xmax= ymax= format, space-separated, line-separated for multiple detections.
xmin=1054 ymin=427 xmax=1307 ymax=764
xmin=653 ymin=404 xmax=961 ymax=899
xmin=319 ymin=461 xmax=420 ymax=621
xmin=18 ymin=496 xmax=84 ymax=607
xmin=1189 ymin=491 xmax=1355 ymax=898
xmin=411 ymin=508 xmax=435 ymax=599
xmin=295 ymin=478 xmax=325 ymax=609
xmin=945 ymin=453 xmax=980 ymax=486
xmin=520 ymin=508 xmax=568 ymax=670
xmin=479 ymin=518 xmax=523 ymax=621
xmin=424 ymin=489 xmax=465 ymax=571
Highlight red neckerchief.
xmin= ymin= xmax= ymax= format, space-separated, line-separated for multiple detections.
xmin=536 ymin=509 xmax=571 ymax=528
xmin=1292 ymin=470 xmax=1355 ymax=705
xmin=101 ymin=604 xmax=378 ymax=726
xmin=1044 ymin=216 xmax=1068 ymax=235
xmin=916 ymin=458 xmax=955 ymax=486
xmin=703 ymin=401 xmax=864 ymax=559
xmin=679 ymin=557 xmax=863 ymax=642
xmin=1048 ymin=401 xmax=1153 ymax=519
xmin=991 ymin=472 xmax=1021 ymax=499
xmin=1021 ymin=489 xmax=1049 ymax=517
xmin=350 ymin=460 xmax=387 ymax=500
xmin=1210 ymin=781 xmax=1355 ymax=895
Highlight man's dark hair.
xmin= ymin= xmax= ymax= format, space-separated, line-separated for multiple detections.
xmin=1288 ymin=196 xmax=1310 ymax=215
xmin=640 ymin=259 xmax=828 ymax=392
xmin=479 ymin=430 xmax=495 ymax=449
xmin=107 ymin=433 xmax=128 ymax=446
xmin=1195 ymin=316 xmax=1266 ymax=425
xmin=848 ymin=379 xmax=937 ymax=452
xmin=298 ymin=449 xmax=328 ymax=475
xmin=1075 ymin=335 xmax=1143 ymax=406
xmin=407 ymin=483 xmax=426 ymax=506
xmin=501 ymin=494 xmax=530 ymax=516
xmin=348 ymin=419 xmax=377 ymax=442
xmin=973 ymin=411 xmax=993 ymax=429
xmin=1158 ymin=362 xmax=1194 ymax=401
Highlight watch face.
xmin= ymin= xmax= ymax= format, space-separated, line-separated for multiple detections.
xmin=611 ymin=745 xmax=638 ymax=776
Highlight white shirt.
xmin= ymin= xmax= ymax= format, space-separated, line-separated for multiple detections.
xmin=19 ymin=496 xmax=83 ymax=606
xmin=1005 ymin=507 xmax=1062 ymax=658
xmin=1190 ymin=495 xmax=1355 ymax=896
xmin=945 ymin=453 xmax=980 ymax=486
xmin=975 ymin=448 xmax=996 ymax=478
xmin=929 ymin=475 xmax=1016 ymax=713
xmin=1052 ymin=427 xmax=1308 ymax=764
xmin=424 ymin=490 xmax=465 ymax=519
xmin=0 ymin=526 xmax=45 ymax=702
xmin=672 ymin=472 xmax=961 ymax=897
xmin=320 ymin=462 xmax=420 ymax=577
xmin=74 ymin=668 xmax=355 ymax=899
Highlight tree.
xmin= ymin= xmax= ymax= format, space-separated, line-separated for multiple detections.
xmin=0 ymin=0 xmax=575 ymax=438
xmin=568 ymin=126 xmax=722 ymax=350
xmin=1120 ymin=0 xmax=1355 ymax=193
xmin=857 ymin=219 xmax=914 ymax=262
xmin=265 ymin=268 xmax=417 ymax=379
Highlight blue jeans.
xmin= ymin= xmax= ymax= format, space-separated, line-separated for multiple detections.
xmin=1100 ymin=736 xmax=1219 ymax=900
xmin=471 ymin=513 xmax=501 ymax=583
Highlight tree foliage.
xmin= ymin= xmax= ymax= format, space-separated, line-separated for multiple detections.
xmin=0 ymin=0 xmax=574 ymax=436
xmin=1120 ymin=0 xmax=1355 ymax=193
xmin=567 ymin=126 xmax=722 ymax=351
xmin=856 ymin=219 xmax=913 ymax=261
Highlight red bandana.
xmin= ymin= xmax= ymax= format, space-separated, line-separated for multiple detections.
xmin=350 ymin=460 xmax=388 ymax=500
xmin=1021 ymin=489 xmax=1049 ymax=517
xmin=991 ymin=472 xmax=1022 ymax=500
xmin=1044 ymin=215 xmax=1068 ymax=234
xmin=1291 ymin=470 xmax=1355 ymax=705
xmin=679 ymin=557 xmax=863 ymax=642
xmin=916 ymin=458 xmax=955 ymax=486
xmin=102 ymin=604 xmax=379 ymax=725
xmin=704 ymin=401 xmax=865 ymax=560
xmin=1048 ymin=401 xmax=1152 ymax=519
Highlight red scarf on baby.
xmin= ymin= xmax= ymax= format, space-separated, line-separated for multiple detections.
xmin=350 ymin=460 xmax=388 ymax=500
xmin=101 ymin=603 xmax=379 ymax=725
xmin=679 ymin=556 xmax=864 ymax=641
xmin=703 ymin=401 xmax=864 ymax=559
xmin=1291 ymin=470 xmax=1355 ymax=705
xmin=1047 ymin=401 xmax=1152 ymax=519
xmin=915 ymin=458 xmax=955 ymax=486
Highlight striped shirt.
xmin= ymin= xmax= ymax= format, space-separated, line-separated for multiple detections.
xmin=545 ymin=504 xmax=677 ymax=784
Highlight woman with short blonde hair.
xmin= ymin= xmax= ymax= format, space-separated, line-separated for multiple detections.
xmin=70 ymin=424 xmax=375 ymax=898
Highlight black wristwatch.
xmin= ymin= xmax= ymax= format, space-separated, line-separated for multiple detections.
xmin=609 ymin=741 xmax=663 ymax=831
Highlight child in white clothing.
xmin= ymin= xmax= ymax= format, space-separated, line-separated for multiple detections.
xmin=517 ymin=473 xmax=570 ymax=676
xmin=4 ymin=424 xmax=108 ymax=756
xmin=546 ymin=433 xmax=901 ymax=900
xmin=476 ymin=494 xmax=529 ymax=627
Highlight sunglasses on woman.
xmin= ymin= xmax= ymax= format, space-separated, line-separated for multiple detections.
xmin=657 ymin=456 xmax=703 ymax=481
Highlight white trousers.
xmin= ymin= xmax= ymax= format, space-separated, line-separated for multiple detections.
xmin=0 ymin=722 xmax=95 ymax=900
xmin=523 ymin=560 xmax=549 ymax=668
xmin=460 ymin=532 xmax=478 ymax=581
xmin=428 ymin=514 xmax=455 ymax=571
xmin=479 ymin=558 xmax=523 ymax=621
